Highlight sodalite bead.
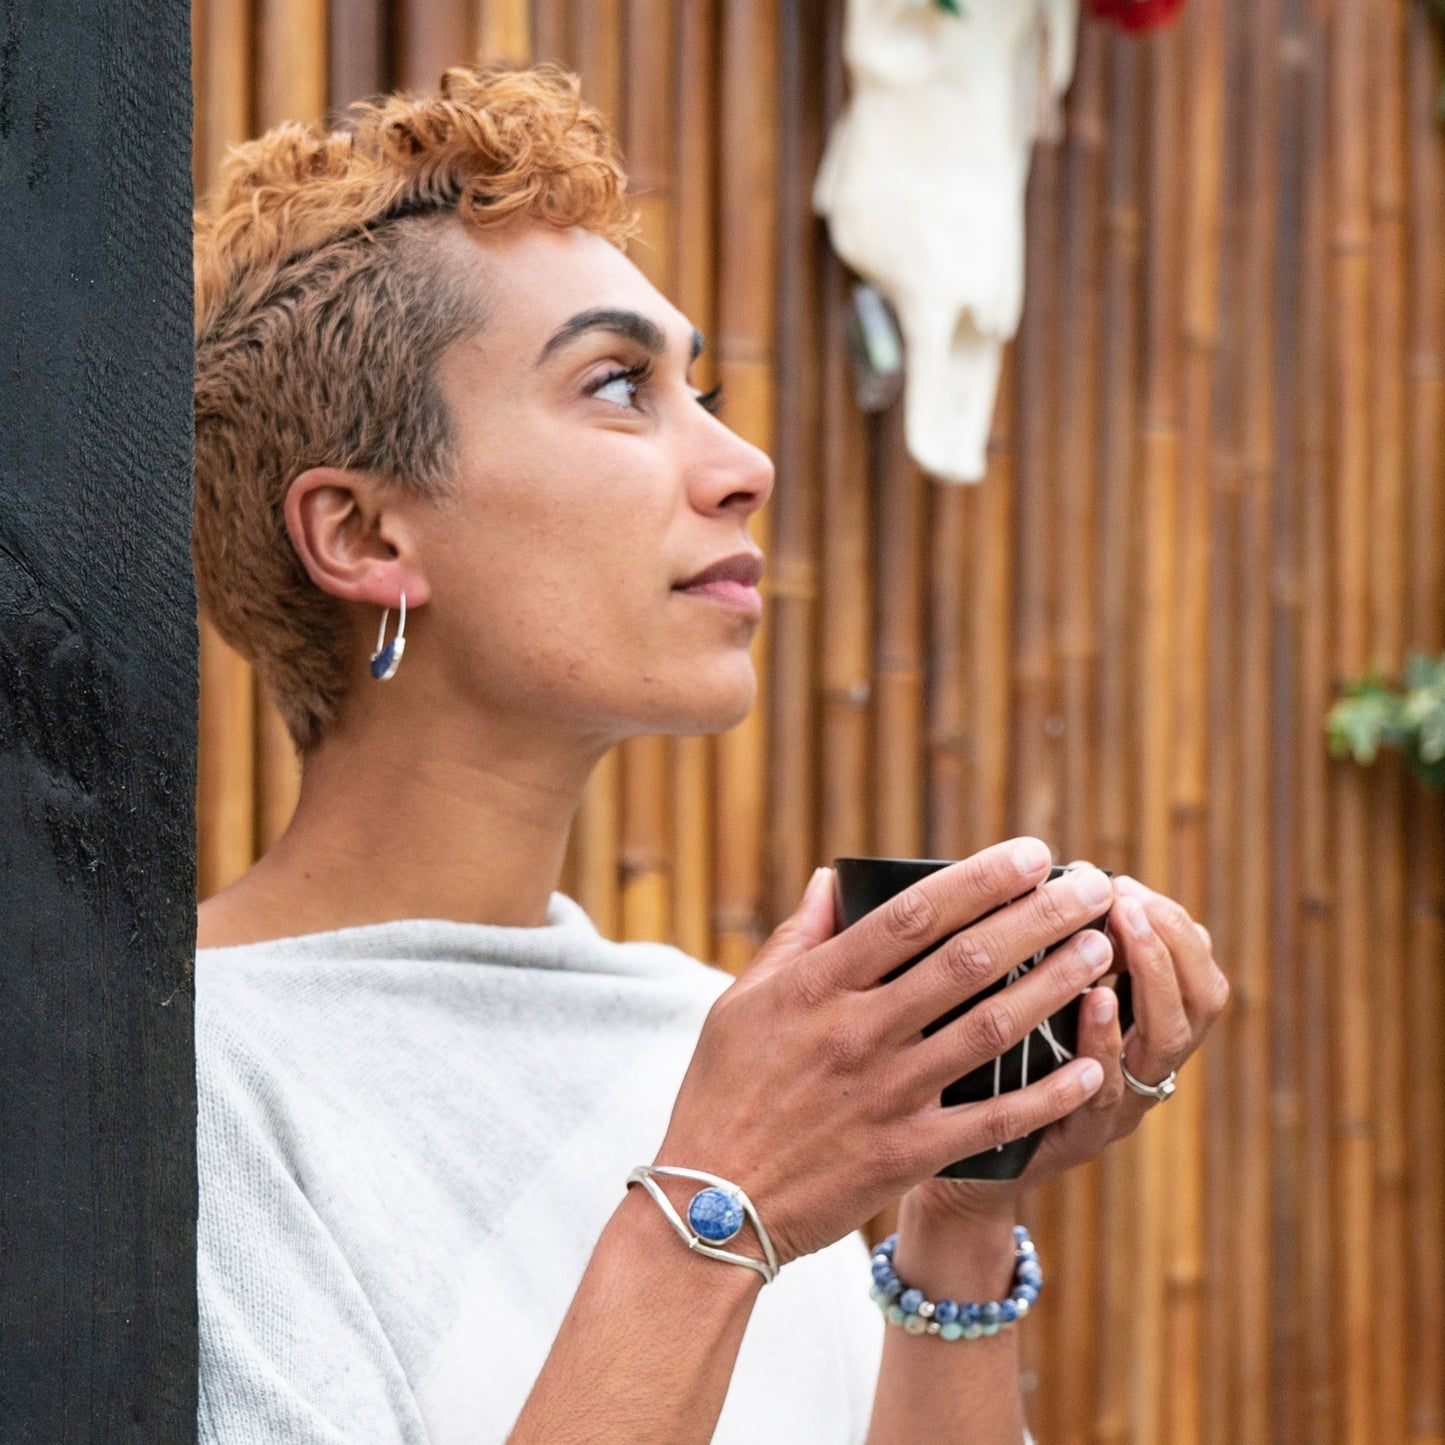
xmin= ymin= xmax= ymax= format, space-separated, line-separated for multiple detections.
xmin=934 ymin=1299 xmax=959 ymax=1325
xmin=899 ymin=1288 xmax=924 ymax=1314
xmin=999 ymin=1300 xmax=1019 ymax=1324
xmin=880 ymin=1277 xmax=903 ymax=1303
xmin=1015 ymin=1284 xmax=1039 ymax=1305
xmin=686 ymin=1186 xmax=744 ymax=1243
xmin=981 ymin=1302 xmax=1002 ymax=1326
xmin=960 ymin=1304 xmax=982 ymax=1328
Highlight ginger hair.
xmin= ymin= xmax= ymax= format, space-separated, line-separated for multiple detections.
xmin=193 ymin=63 xmax=639 ymax=756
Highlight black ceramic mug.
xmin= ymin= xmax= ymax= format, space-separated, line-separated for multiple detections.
xmin=832 ymin=856 xmax=1133 ymax=1181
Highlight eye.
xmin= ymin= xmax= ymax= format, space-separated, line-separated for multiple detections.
xmin=587 ymin=361 xmax=649 ymax=409
xmin=695 ymin=384 xmax=724 ymax=416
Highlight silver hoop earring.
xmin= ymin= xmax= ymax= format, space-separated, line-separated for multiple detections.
xmin=370 ymin=591 xmax=406 ymax=681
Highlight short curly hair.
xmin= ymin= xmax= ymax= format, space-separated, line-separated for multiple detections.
xmin=193 ymin=63 xmax=640 ymax=755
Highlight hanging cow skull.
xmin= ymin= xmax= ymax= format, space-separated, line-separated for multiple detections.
xmin=813 ymin=0 xmax=1079 ymax=483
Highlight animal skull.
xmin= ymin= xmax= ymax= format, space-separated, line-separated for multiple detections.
xmin=813 ymin=0 xmax=1079 ymax=483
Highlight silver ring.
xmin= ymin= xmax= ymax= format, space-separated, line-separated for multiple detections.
xmin=1119 ymin=1049 xmax=1177 ymax=1101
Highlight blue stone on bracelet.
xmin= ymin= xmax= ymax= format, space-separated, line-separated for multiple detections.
xmin=879 ymin=1234 xmax=897 ymax=1256
xmin=1013 ymin=1225 xmax=1029 ymax=1242
xmin=1000 ymin=1300 xmax=1019 ymax=1324
xmin=960 ymin=1303 xmax=982 ymax=1327
xmin=933 ymin=1299 xmax=959 ymax=1325
xmin=1018 ymin=1259 xmax=1043 ymax=1282
xmin=872 ymin=1260 xmax=892 ymax=1284
xmin=981 ymin=1301 xmax=1002 ymax=1326
xmin=687 ymin=1186 xmax=745 ymax=1243
xmin=1015 ymin=1284 xmax=1039 ymax=1305
xmin=899 ymin=1288 xmax=924 ymax=1314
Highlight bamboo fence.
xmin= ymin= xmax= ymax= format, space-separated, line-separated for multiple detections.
xmin=190 ymin=1 xmax=1445 ymax=1440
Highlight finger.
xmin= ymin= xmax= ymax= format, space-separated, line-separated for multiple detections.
xmin=1074 ymin=983 xmax=1127 ymax=1115
xmin=883 ymin=864 xmax=1115 ymax=1041
xmin=738 ymin=866 xmax=839 ymax=994
xmin=1112 ymin=894 xmax=1193 ymax=1084
xmin=919 ymin=1057 xmax=1107 ymax=1173
xmin=821 ymin=836 xmax=1056 ymax=992
xmin=1115 ymin=876 xmax=1229 ymax=1023
xmin=904 ymin=927 xmax=1115 ymax=1097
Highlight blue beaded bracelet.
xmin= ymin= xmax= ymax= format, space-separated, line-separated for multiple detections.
xmin=868 ymin=1225 xmax=1043 ymax=1339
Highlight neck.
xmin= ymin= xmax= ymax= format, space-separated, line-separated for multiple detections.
xmin=198 ymin=701 xmax=612 ymax=946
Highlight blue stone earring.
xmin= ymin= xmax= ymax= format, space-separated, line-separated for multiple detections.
xmin=369 ymin=591 xmax=406 ymax=681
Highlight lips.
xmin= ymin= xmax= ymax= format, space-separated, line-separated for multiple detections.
xmin=673 ymin=550 xmax=765 ymax=620
xmin=673 ymin=551 xmax=765 ymax=590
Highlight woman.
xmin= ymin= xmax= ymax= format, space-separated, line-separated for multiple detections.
xmin=192 ymin=63 xmax=1226 ymax=1444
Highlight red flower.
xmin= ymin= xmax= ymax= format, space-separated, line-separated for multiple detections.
xmin=1085 ymin=0 xmax=1187 ymax=32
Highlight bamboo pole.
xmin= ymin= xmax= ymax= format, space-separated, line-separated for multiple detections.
xmin=195 ymin=0 xmax=257 ymax=900
xmin=1405 ymin=10 xmax=1445 ymax=1441
xmin=1266 ymin=2 xmax=1310 ymax=1440
xmin=712 ymin=0 xmax=778 ymax=972
xmin=871 ymin=404 xmax=925 ymax=861
xmin=1365 ymin=0 xmax=1410 ymax=1436
xmin=251 ymin=0 xmax=325 ymax=853
xmin=1134 ymin=21 xmax=1187 ymax=1442
xmin=817 ymin=0 xmax=871 ymax=870
xmin=528 ymin=0 xmax=570 ymax=68
xmin=926 ymin=474 xmax=970 ymax=860
xmin=1293 ymin=13 xmax=1338 ymax=1438
xmin=1010 ymin=127 xmax=1065 ymax=1445
xmin=258 ymin=0 xmax=327 ymax=128
xmin=1217 ymin=0 xmax=1272 ymax=1438
xmin=617 ymin=0 xmax=676 ymax=942
xmin=476 ymin=0 xmax=530 ymax=65
xmin=329 ymin=0 xmax=389 ymax=109
xmin=1092 ymin=31 xmax=1143 ymax=1445
xmin=1051 ymin=24 xmax=1106 ymax=1443
xmin=1327 ymin=2 xmax=1378 ymax=1437
xmin=396 ymin=0 xmax=472 ymax=92
xmin=668 ymin=0 xmax=720 ymax=964
xmin=765 ymin=0 xmax=826 ymax=923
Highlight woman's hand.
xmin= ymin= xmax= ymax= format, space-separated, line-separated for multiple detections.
xmin=652 ymin=841 xmax=1118 ymax=1267
xmin=904 ymin=869 xmax=1230 ymax=1226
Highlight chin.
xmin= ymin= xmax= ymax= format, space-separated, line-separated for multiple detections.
xmin=649 ymin=667 xmax=758 ymax=737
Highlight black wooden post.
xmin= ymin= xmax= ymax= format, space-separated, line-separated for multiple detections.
xmin=0 ymin=0 xmax=197 ymax=1438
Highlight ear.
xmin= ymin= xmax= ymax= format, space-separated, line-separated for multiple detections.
xmin=283 ymin=466 xmax=431 ymax=610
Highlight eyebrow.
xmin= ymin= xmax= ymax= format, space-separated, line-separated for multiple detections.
xmin=533 ymin=307 xmax=705 ymax=369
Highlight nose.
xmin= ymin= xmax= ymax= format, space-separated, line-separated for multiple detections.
xmin=689 ymin=420 xmax=775 ymax=520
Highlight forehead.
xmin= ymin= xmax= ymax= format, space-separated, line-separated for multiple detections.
xmin=448 ymin=219 xmax=694 ymax=360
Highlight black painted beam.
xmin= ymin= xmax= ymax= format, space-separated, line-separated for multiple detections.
xmin=0 ymin=0 xmax=197 ymax=1438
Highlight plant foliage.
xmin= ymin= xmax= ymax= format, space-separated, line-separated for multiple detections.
xmin=1327 ymin=651 xmax=1445 ymax=790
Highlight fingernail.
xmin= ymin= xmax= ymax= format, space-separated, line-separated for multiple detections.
xmin=1079 ymin=1059 xmax=1105 ymax=1092
xmin=1115 ymin=874 xmax=1147 ymax=897
xmin=807 ymin=867 xmax=831 ymax=900
xmin=1122 ymin=897 xmax=1152 ymax=937
xmin=1074 ymin=867 xmax=1113 ymax=906
xmin=1012 ymin=837 xmax=1051 ymax=873
xmin=1078 ymin=930 xmax=1111 ymax=969
xmin=1092 ymin=986 xmax=1117 ymax=1024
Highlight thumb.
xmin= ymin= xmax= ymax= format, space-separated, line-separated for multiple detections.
xmin=739 ymin=867 xmax=838 ymax=989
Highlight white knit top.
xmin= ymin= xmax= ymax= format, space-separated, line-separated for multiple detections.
xmin=195 ymin=891 xmax=885 ymax=1443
